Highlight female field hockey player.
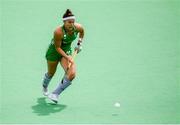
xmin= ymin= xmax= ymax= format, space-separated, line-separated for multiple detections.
xmin=42 ymin=9 xmax=84 ymax=103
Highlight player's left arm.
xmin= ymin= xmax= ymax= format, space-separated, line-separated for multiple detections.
xmin=74 ymin=23 xmax=84 ymax=53
xmin=74 ymin=23 xmax=84 ymax=45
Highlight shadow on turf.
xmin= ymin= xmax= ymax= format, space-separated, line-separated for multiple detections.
xmin=31 ymin=97 xmax=67 ymax=116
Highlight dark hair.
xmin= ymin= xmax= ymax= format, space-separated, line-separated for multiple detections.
xmin=63 ymin=9 xmax=74 ymax=18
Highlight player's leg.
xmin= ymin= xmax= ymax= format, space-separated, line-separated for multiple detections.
xmin=42 ymin=60 xmax=58 ymax=96
xmin=60 ymin=56 xmax=76 ymax=80
xmin=49 ymin=57 xmax=76 ymax=103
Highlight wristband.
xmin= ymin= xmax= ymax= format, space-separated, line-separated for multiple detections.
xmin=78 ymin=38 xmax=83 ymax=45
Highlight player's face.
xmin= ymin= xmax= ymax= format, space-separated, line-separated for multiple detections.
xmin=64 ymin=19 xmax=75 ymax=31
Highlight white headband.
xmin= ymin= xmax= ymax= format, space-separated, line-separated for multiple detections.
xmin=63 ymin=16 xmax=75 ymax=21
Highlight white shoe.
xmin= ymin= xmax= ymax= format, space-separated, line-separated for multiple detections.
xmin=42 ymin=87 xmax=49 ymax=96
xmin=48 ymin=93 xmax=59 ymax=103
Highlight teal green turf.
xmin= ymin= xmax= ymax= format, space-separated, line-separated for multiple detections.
xmin=0 ymin=0 xmax=180 ymax=124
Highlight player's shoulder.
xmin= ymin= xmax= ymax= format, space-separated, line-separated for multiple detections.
xmin=74 ymin=23 xmax=82 ymax=27
xmin=74 ymin=23 xmax=84 ymax=31
xmin=54 ymin=25 xmax=63 ymax=36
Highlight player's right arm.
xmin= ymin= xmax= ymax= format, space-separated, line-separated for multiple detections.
xmin=54 ymin=28 xmax=73 ymax=63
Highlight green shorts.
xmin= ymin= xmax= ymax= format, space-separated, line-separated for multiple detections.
xmin=45 ymin=44 xmax=72 ymax=61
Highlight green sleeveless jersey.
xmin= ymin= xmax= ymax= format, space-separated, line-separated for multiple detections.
xmin=46 ymin=25 xmax=78 ymax=61
xmin=51 ymin=25 xmax=78 ymax=50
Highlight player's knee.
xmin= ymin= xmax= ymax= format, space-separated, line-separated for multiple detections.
xmin=69 ymin=71 xmax=76 ymax=80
